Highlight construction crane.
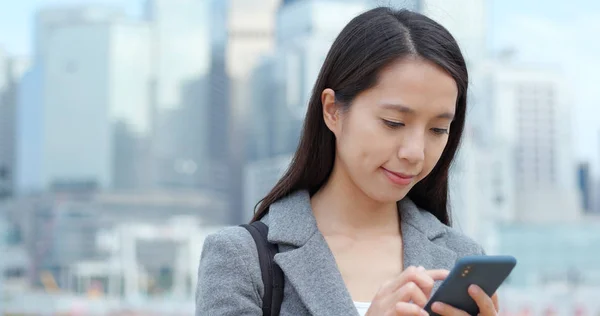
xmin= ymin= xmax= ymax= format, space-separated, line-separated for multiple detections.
xmin=40 ymin=270 xmax=60 ymax=293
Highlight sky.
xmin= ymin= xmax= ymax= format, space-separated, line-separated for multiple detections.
xmin=0 ymin=0 xmax=599 ymax=174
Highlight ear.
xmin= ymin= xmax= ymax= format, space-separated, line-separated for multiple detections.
xmin=321 ymin=88 xmax=341 ymax=135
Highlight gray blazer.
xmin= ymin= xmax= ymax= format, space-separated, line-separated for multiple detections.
xmin=195 ymin=190 xmax=484 ymax=315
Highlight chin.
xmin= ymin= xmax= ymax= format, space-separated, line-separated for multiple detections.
xmin=364 ymin=187 xmax=411 ymax=204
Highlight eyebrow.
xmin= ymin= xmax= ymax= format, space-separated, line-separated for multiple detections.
xmin=380 ymin=103 xmax=455 ymax=120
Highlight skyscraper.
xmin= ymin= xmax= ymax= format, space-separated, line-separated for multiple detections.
xmin=30 ymin=6 xmax=153 ymax=190
xmin=144 ymin=0 xmax=211 ymax=112
xmin=247 ymin=56 xmax=281 ymax=162
xmin=145 ymin=0 xmax=232 ymax=193
xmin=225 ymin=0 xmax=281 ymax=223
xmin=0 ymin=47 xmax=11 ymax=199
xmin=485 ymin=61 xmax=582 ymax=223
xmin=0 ymin=49 xmax=30 ymax=199
xmin=15 ymin=63 xmax=43 ymax=194
xmin=578 ymin=162 xmax=592 ymax=213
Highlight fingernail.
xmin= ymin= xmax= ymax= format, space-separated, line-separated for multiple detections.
xmin=420 ymin=310 xmax=429 ymax=316
xmin=432 ymin=302 xmax=443 ymax=312
xmin=417 ymin=266 xmax=425 ymax=271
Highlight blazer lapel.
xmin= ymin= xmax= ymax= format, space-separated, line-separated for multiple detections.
xmin=275 ymin=233 xmax=358 ymax=315
xmin=265 ymin=191 xmax=358 ymax=316
xmin=399 ymin=198 xmax=457 ymax=270
xmin=401 ymin=221 xmax=457 ymax=270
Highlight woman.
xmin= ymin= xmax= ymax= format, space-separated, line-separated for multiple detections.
xmin=196 ymin=6 xmax=500 ymax=316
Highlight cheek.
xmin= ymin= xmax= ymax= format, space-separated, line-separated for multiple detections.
xmin=338 ymin=115 xmax=390 ymax=170
xmin=422 ymin=139 xmax=448 ymax=175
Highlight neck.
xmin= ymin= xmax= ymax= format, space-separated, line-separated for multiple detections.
xmin=311 ymin=161 xmax=400 ymax=237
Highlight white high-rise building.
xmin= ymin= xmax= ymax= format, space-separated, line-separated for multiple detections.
xmin=226 ymin=0 xmax=281 ymax=222
xmin=226 ymin=0 xmax=280 ymax=156
xmin=34 ymin=6 xmax=152 ymax=190
xmin=144 ymin=0 xmax=211 ymax=112
xmin=227 ymin=0 xmax=280 ymax=81
xmin=449 ymin=128 xmax=499 ymax=250
xmin=145 ymin=0 xmax=230 ymax=191
xmin=485 ymin=61 xmax=582 ymax=223
xmin=34 ymin=6 xmax=126 ymax=62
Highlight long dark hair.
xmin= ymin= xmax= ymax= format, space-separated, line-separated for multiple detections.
xmin=252 ymin=7 xmax=468 ymax=226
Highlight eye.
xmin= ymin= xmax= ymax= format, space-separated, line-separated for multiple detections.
xmin=382 ymin=119 xmax=405 ymax=129
xmin=431 ymin=128 xmax=449 ymax=135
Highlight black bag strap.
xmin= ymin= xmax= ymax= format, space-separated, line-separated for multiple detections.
xmin=241 ymin=221 xmax=284 ymax=316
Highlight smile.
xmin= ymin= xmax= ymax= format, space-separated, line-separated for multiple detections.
xmin=381 ymin=168 xmax=415 ymax=186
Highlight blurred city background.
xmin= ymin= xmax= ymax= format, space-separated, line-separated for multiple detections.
xmin=0 ymin=0 xmax=598 ymax=315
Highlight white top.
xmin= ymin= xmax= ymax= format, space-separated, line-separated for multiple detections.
xmin=354 ymin=301 xmax=371 ymax=316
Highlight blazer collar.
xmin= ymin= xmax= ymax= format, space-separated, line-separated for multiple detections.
xmin=266 ymin=190 xmax=449 ymax=246
xmin=266 ymin=190 xmax=317 ymax=246
xmin=263 ymin=190 xmax=457 ymax=315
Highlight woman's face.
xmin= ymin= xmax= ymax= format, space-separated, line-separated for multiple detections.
xmin=323 ymin=57 xmax=458 ymax=203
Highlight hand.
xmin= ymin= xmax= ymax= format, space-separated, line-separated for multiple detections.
xmin=430 ymin=285 xmax=499 ymax=316
xmin=366 ymin=266 xmax=449 ymax=316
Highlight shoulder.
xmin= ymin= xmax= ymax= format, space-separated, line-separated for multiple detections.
xmin=201 ymin=214 xmax=275 ymax=264
xmin=203 ymin=225 xmax=257 ymax=254
xmin=196 ymin=226 xmax=264 ymax=313
xmin=200 ymin=225 xmax=261 ymax=277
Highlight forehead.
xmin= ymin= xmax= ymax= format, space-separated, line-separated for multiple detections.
xmin=355 ymin=57 xmax=459 ymax=114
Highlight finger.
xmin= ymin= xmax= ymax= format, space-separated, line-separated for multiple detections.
xmin=403 ymin=267 xmax=440 ymax=297
xmin=379 ymin=266 xmax=436 ymax=296
xmin=491 ymin=293 xmax=499 ymax=312
xmin=379 ymin=280 xmax=427 ymax=311
xmin=431 ymin=302 xmax=469 ymax=316
xmin=396 ymin=281 xmax=429 ymax=308
xmin=378 ymin=266 xmax=420 ymax=295
xmin=426 ymin=269 xmax=450 ymax=281
xmin=468 ymin=285 xmax=496 ymax=315
xmin=407 ymin=270 xmax=436 ymax=298
xmin=395 ymin=302 xmax=429 ymax=316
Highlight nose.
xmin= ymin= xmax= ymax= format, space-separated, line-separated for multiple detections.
xmin=397 ymin=129 xmax=425 ymax=165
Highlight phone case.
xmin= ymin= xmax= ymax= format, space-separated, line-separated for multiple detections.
xmin=424 ymin=255 xmax=517 ymax=316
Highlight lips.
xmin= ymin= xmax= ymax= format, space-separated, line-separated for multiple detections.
xmin=382 ymin=168 xmax=415 ymax=186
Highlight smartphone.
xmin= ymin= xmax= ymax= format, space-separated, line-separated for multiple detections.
xmin=423 ymin=255 xmax=517 ymax=316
